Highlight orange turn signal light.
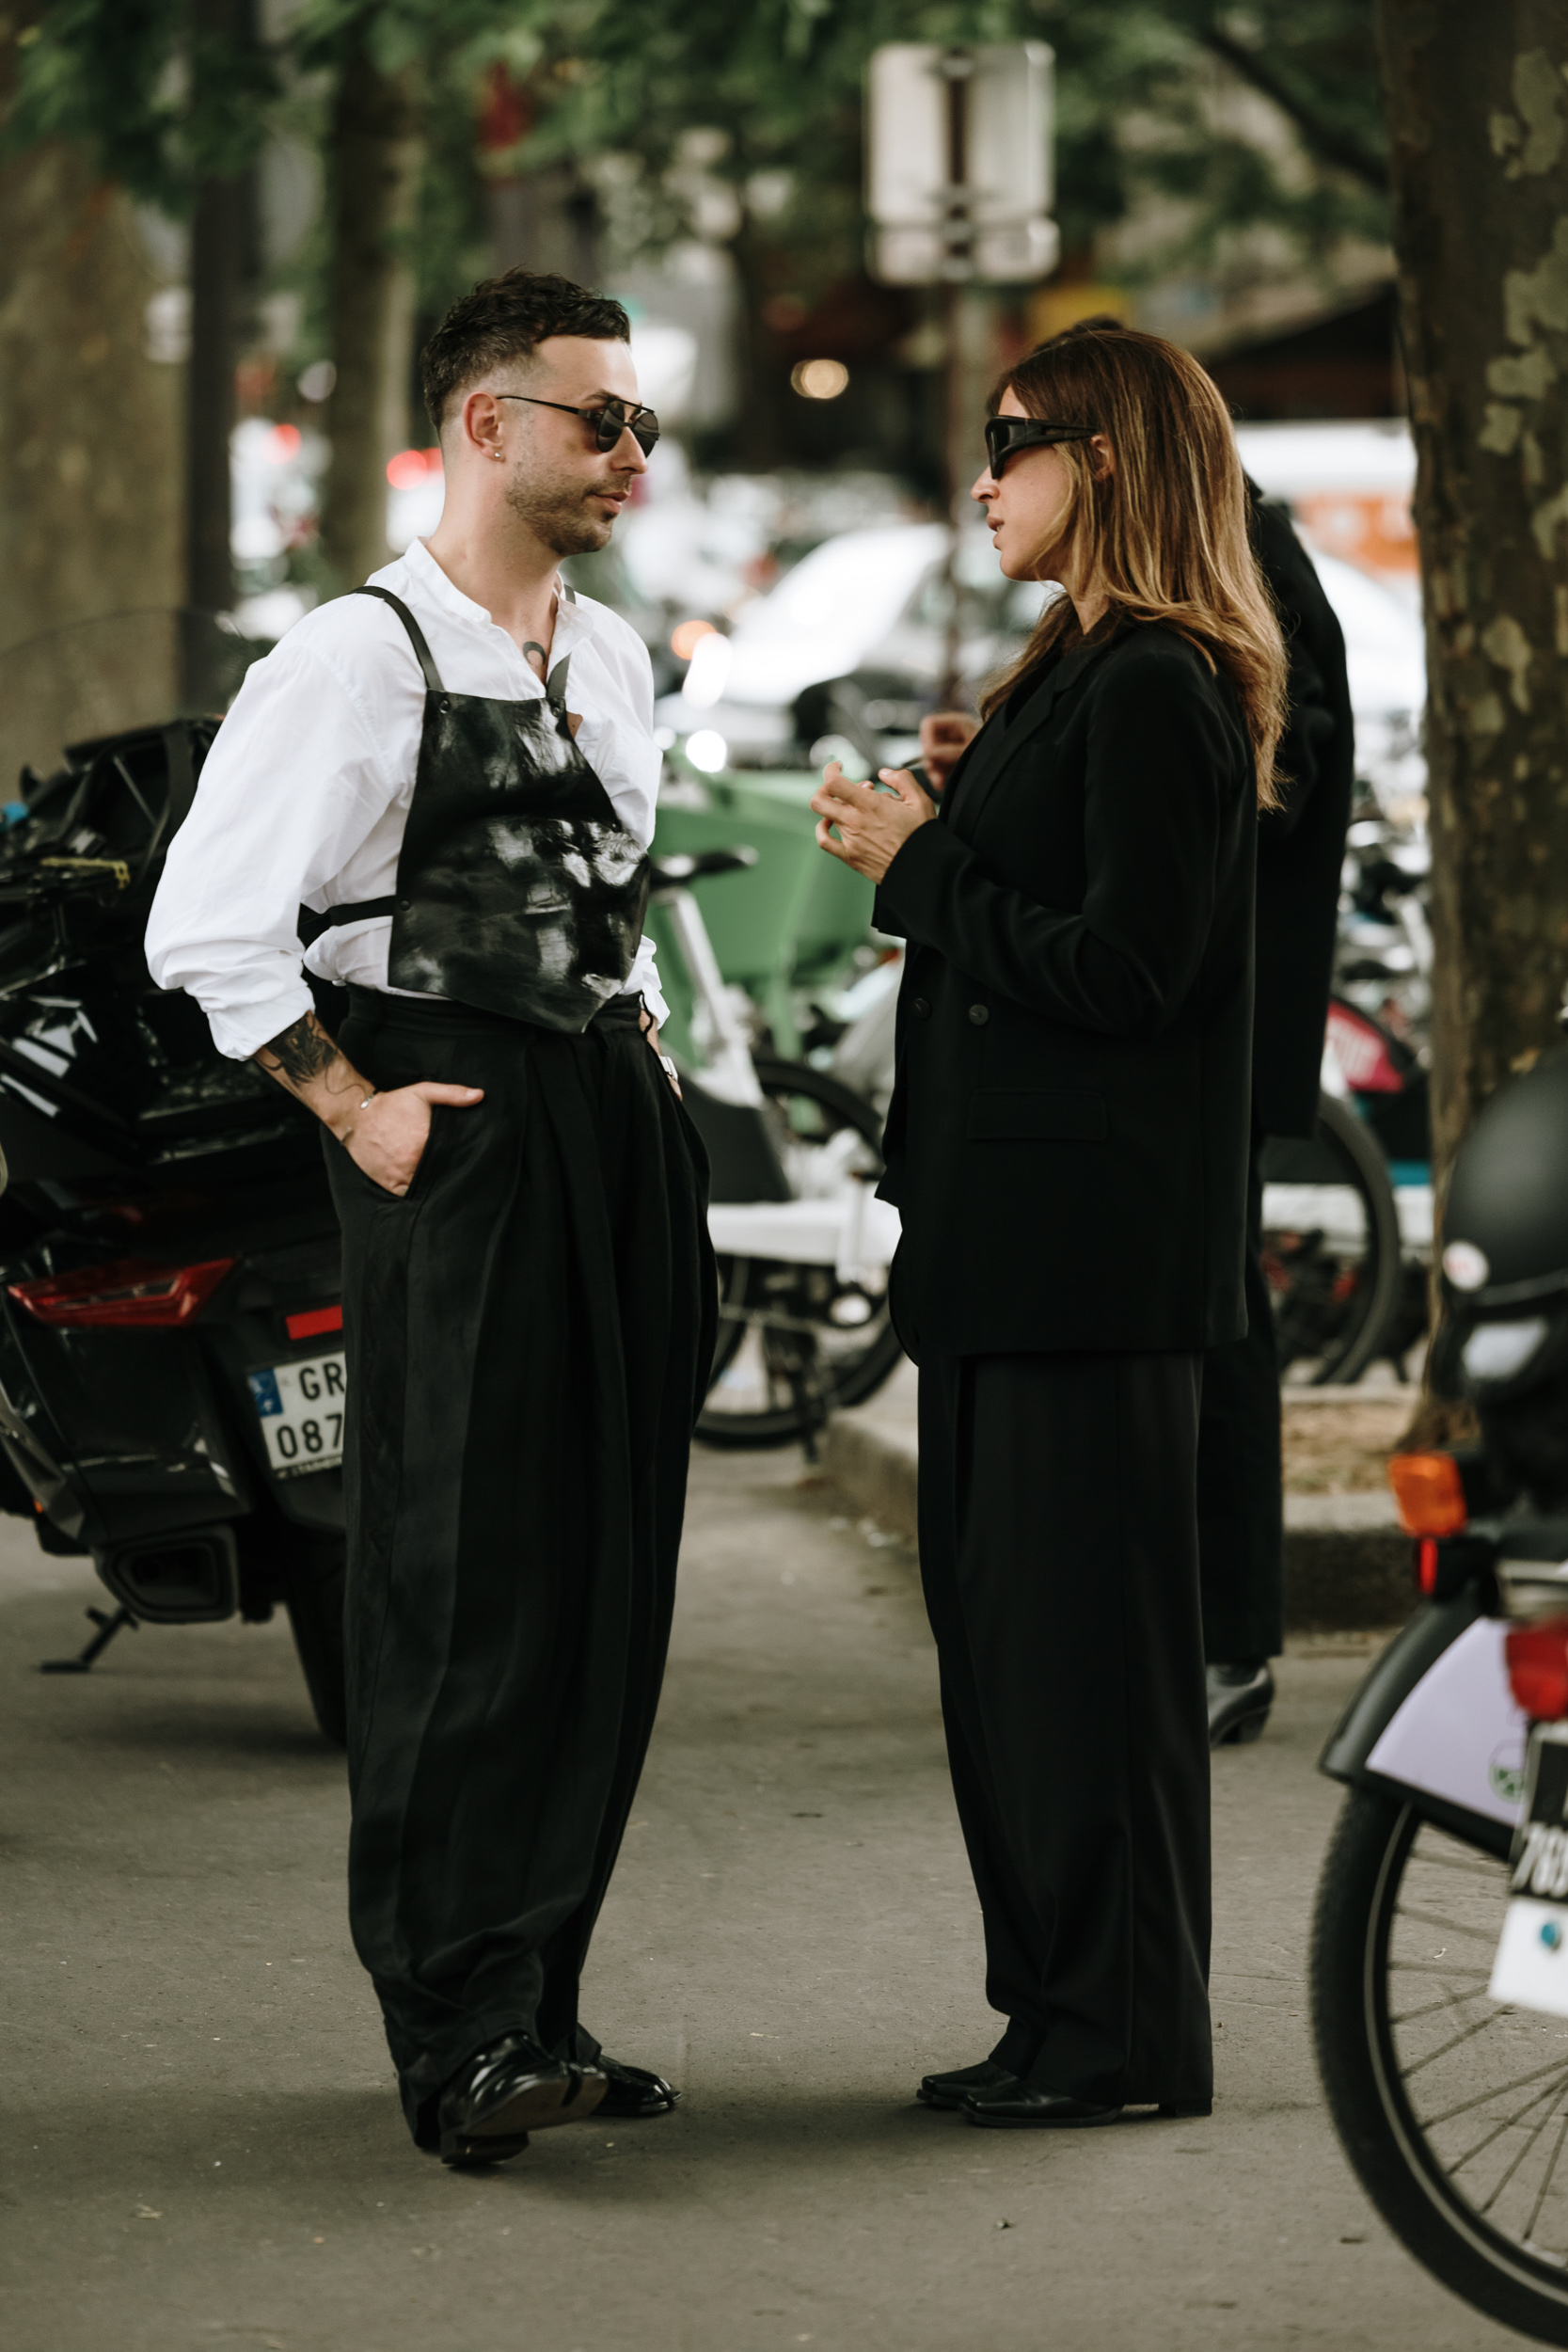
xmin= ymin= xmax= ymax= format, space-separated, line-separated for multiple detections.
xmin=1387 ymin=1452 xmax=1469 ymax=1538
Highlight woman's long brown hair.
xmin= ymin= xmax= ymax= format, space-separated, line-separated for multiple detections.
xmin=981 ymin=323 xmax=1287 ymax=811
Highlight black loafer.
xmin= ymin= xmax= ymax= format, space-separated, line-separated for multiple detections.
xmin=597 ymin=2058 xmax=680 ymax=2120
xmin=436 ymin=2032 xmax=607 ymax=2167
xmin=1207 ymin=1661 xmax=1274 ymax=1748
xmin=917 ymin=2059 xmax=1021 ymax=2111
xmin=964 ymin=2085 xmax=1123 ymax=2128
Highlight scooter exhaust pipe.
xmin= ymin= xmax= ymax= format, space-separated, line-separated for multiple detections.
xmin=95 ymin=1525 xmax=239 ymax=1627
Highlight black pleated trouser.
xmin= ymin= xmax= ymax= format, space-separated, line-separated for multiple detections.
xmin=917 ymin=1349 xmax=1212 ymax=2109
xmin=1196 ymin=1127 xmax=1284 ymax=1661
xmin=327 ymin=987 xmax=715 ymax=2148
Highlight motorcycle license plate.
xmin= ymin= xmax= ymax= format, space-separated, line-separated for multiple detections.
xmin=247 ymin=1349 xmax=346 ymax=1479
xmin=1491 ymin=1721 xmax=1568 ymax=2015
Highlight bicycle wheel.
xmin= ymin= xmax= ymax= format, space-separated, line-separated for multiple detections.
xmin=1262 ymin=1089 xmax=1402 ymax=1385
xmin=1311 ymin=1787 xmax=1568 ymax=2343
xmin=697 ymin=1057 xmax=904 ymax=1450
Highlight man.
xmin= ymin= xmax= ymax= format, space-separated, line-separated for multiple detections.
xmin=148 ymin=270 xmax=715 ymax=2166
xmin=917 ymin=454 xmax=1353 ymax=1752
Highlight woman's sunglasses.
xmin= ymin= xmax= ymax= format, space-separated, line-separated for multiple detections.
xmin=499 ymin=393 xmax=660 ymax=457
xmin=984 ymin=416 xmax=1097 ymax=477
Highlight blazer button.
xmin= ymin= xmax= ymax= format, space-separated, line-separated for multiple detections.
xmin=968 ymin=1004 xmax=990 ymax=1026
xmin=912 ymin=996 xmax=930 ymax=1018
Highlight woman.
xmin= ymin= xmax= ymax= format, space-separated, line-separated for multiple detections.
xmin=810 ymin=323 xmax=1285 ymax=2127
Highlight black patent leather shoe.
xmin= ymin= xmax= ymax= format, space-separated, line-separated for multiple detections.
xmin=1207 ymin=1661 xmax=1275 ymax=1748
xmin=964 ymin=2084 xmax=1124 ymax=2128
xmin=436 ymin=2033 xmax=607 ymax=2167
xmin=917 ymin=2059 xmax=1020 ymax=2111
xmin=597 ymin=2058 xmax=680 ymax=2119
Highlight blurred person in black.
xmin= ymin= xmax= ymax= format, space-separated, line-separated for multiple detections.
xmin=1198 ymin=486 xmax=1353 ymax=1745
xmin=918 ymin=320 xmax=1354 ymax=1753
xmin=811 ymin=323 xmax=1286 ymax=2127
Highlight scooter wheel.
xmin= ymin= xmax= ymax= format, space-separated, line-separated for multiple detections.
xmin=1312 ymin=1787 xmax=1568 ymax=2343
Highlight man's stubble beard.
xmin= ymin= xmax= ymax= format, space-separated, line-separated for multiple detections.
xmin=503 ymin=467 xmax=615 ymax=558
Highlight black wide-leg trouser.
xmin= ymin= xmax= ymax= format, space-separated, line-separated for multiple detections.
xmin=917 ymin=1349 xmax=1212 ymax=2110
xmin=327 ymin=988 xmax=715 ymax=2148
xmin=1196 ymin=1126 xmax=1284 ymax=1661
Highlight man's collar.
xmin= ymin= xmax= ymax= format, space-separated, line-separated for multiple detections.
xmin=402 ymin=537 xmax=598 ymax=651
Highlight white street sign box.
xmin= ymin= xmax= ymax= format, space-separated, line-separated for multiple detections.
xmin=867 ymin=43 xmax=1054 ymax=285
xmin=872 ymin=217 xmax=1060 ymax=289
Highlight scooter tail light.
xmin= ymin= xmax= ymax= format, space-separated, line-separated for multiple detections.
xmin=7 ymin=1255 xmax=236 ymax=1328
xmin=1387 ymin=1451 xmax=1469 ymax=1537
xmin=1506 ymin=1619 xmax=1568 ymax=1722
xmin=1416 ymin=1536 xmax=1439 ymax=1597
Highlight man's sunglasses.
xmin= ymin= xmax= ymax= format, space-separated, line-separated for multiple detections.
xmin=984 ymin=416 xmax=1097 ymax=477
xmin=499 ymin=393 xmax=660 ymax=458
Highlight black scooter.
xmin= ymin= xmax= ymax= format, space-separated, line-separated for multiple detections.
xmin=0 ymin=616 xmax=348 ymax=1739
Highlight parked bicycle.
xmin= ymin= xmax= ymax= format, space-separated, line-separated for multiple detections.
xmin=652 ymin=848 xmax=904 ymax=1450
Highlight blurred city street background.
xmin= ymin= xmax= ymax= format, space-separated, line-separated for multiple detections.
xmin=5 ymin=4 xmax=1567 ymax=2346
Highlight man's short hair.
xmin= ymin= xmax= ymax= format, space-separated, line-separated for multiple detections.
xmin=420 ymin=269 xmax=631 ymax=434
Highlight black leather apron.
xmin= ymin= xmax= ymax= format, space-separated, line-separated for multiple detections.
xmin=322 ymin=584 xmax=650 ymax=1034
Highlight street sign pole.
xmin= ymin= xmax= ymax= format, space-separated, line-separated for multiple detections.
xmin=865 ymin=40 xmax=1059 ymax=710
xmin=939 ymin=51 xmax=974 ymax=707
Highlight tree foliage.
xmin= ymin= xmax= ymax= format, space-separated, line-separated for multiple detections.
xmin=7 ymin=0 xmax=1387 ymax=295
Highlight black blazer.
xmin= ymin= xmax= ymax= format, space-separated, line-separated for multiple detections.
xmin=1248 ymin=486 xmax=1355 ymax=1138
xmin=874 ymin=622 xmax=1256 ymax=1358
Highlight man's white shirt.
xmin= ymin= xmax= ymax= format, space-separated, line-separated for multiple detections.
xmin=145 ymin=536 xmax=668 ymax=1060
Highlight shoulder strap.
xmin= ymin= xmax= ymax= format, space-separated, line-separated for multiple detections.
xmin=352 ymin=585 xmax=445 ymax=694
xmin=546 ymin=653 xmax=572 ymax=714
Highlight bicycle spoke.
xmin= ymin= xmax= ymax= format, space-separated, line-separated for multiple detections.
xmin=1396 ymin=1904 xmax=1502 ymax=1941
xmin=1387 ymin=1960 xmax=1492 ymax=1980
xmin=1523 ymin=2105 xmax=1568 ymax=2245
xmin=1419 ymin=2055 xmax=1568 ymax=2131
xmin=1390 ymin=1986 xmax=1497 ymax=2027
xmin=1473 ymin=2083 xmax=1568 ymax=2213
xmin=1403 ymin=2002 xmax=1513 ymax=2077
xmin=1448 ymin=2079 xmax=1568 ymax=2183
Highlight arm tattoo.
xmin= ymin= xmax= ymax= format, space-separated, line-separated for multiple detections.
xmin=257 ymin=1011 xmax=341 ymax=1086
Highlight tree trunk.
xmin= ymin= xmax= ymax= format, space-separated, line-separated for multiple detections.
xmin=185 ymin=0 xmax=258 ymax=626
xmin=320 ymin=35 xmax=424 ymax=592
xmin=1377 ymin=4 xmax=1568 ymax=1184
xmin=186 ymin=172 xmax=245 ymax=619
xmin=0 ymin=132 xmax=182 ymax=782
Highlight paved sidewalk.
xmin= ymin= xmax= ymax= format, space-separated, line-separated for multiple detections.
xmin=2 ymin=1450 xmax=1513 ymax=2352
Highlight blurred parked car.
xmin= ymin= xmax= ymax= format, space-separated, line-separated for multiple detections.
xmin=655 ymin=521 xmax=1049 ymax=771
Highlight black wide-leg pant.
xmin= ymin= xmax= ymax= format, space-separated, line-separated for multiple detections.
xmin=327 ymin=988 xmax=715 ymax=2148
xmin=1196 ymin=1125 xmax=1284 ymax=1661
xmin=917 ymin=1349 xmax=1212 ymax=2109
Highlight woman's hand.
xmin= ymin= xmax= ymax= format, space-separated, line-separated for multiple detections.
xmin=919 ymin=709 xmax=979 ymax=794
xmin=811 ymin=761 xmax=936 ymax=883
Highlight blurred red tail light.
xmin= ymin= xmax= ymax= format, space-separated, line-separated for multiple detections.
xmin=285 ymin=1304 xmax=342 ymax=1342
xmin=1506 ymin=1619 xmax=1568 ymax=1721
xmin=8 ymin=1255 xmax=236 ymax=1328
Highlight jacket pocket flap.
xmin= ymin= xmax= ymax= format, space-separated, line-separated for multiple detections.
xmin=965 ymin=1089 xmax=1107 ymax=1142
